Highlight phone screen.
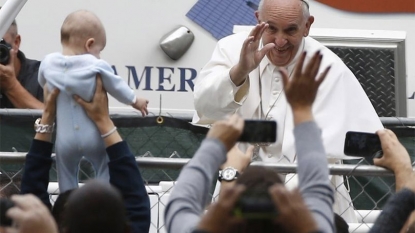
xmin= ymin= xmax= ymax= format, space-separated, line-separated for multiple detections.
xmin=238 ymin=120 xmax=277 ymax=143
xmin=233 ymin=196 xmax=278 ymax=219
xmin=344 ymin=131 xmax=382 ymax=157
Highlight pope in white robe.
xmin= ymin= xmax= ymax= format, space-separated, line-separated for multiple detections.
xmin=192 ymin=26 xmax=383 ymax=222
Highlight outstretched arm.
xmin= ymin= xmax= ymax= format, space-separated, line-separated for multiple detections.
xmin=280 ymin=51 xmax=334 ymax=233
xmin=20 ymin=86 xmax=59 ymax=209
xmin=74 ymin=75 xmax=151 ymax=233
xmin=165 ymin=115 xmax=244 ymax=233
xmin=369 ymin=129 xmax=415 ymax=233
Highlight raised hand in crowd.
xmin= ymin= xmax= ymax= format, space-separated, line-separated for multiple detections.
xmin=196 ymin=185 xmax=246 ymax=233
xmin=373 ymin=128 xmax=413 ymax=191
xmin=219 ymin=145 xmax=254 ymax=196
xmin=280 ymin=51 xmax=330 ymax=125
xmin=206 ymin=114 xmax=244 ymax=151
xmin=269 ymin=185 xmax=318 ymax=233
xmin=5 ymin=194 xmax=58 ymax=233
xmin=230 ymin=22 xmax=275 ymax=86
xmin=370 ymin=128 xmax=415 ymax=233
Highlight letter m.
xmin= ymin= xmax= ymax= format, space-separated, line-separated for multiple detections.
xmin=126 ymin=66 xmax=153 ymax=91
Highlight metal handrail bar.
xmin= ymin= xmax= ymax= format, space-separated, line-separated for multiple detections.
xmin=0 ymin=109 xmax=414 ymax=126
xmin=0 ymin=152 xmax=404 ymax=177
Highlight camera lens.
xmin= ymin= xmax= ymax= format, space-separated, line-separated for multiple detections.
xmin=0 ymin=44 xmax=10 ymax=65
xmin=0 ymin=39 xmax=11 ymax=66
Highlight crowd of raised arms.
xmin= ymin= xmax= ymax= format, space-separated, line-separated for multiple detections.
xmin=0 ymin=0 xmax=413 ymax=233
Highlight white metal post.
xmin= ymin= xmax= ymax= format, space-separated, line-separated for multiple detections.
xmin=0 ymin=0 xmax=28 ymax=39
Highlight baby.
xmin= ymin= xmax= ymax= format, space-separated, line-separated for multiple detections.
xmin=38 ymin=10 xmax=149 ymax=192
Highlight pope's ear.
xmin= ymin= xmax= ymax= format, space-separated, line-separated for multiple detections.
xmin=303 ymin=16 xmax=314 ymax=37
xmin=254 ymin=11 xmax=261 ymax=24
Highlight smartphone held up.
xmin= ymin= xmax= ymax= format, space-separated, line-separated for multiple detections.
xmin=238 ymin=120 xmax=277 ymax=143
xmin=344 ymin=131 xmax=382 ymax=157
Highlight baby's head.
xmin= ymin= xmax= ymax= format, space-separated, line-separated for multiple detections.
xmin=60 ymin=10 xmax=106 ymax=58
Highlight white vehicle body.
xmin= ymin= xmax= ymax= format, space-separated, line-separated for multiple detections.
xmin=1 ymin=0 xmax=413 ymax=117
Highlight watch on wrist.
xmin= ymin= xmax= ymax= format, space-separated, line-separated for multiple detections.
xmin=218 ymin=167 xmax=239 ymax=182
xmin=34 ymin=118 xmax=55 ymax=133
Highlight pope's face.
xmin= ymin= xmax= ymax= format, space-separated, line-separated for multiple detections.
xmin=256 ymin=0 xmax=313 ymax=67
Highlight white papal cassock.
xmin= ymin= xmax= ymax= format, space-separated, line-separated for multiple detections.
xmin=192 ymin=31 xmax=383 ymax=223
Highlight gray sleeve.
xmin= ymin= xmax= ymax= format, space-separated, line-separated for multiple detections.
xmin=294 ymin=121 xmax=335 ymax=233
xmin=164 ymin=138 xmax=227 ymax=233
xmin=97 ymin=60 xmax=136 ymax=105
xmin=369 ymin=188 xmax=415 ymax=233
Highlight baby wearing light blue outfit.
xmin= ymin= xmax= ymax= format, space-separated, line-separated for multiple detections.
xmin=38 ymin=10 xmax=149 ymax=192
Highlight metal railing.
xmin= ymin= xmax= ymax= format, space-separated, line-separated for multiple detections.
xmin=0 ymin=110 xmax=414 ymax=233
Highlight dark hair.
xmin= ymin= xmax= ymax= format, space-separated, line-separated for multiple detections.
xmin=64 ymin=180 xmax=128 ymax=233
xmin=236 ymin=166 xmax=283 ymax=188
xmin=52 ymin=189 xmax=75 ymax=233
xmin=232 ymin=166 xmax=287 ymax=233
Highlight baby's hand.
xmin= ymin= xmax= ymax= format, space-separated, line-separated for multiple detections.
xmin=132 ymin=97 xmax=149 ymax=117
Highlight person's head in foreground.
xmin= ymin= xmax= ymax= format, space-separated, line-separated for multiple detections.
xmin=62 ymin=180 xmax=129 ymax=233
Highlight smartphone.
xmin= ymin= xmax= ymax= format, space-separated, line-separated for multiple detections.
xmin=344 ymin=131 xmax=382 ymax=157
xmin=233 ymin=195 xmax=278 ymax=219
xmin=238 ymin=120 xmax=277 ymax=143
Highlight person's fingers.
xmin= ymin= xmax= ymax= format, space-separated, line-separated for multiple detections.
xmin=228 ymin=114 xmax=241 ymax=127
xmin=235 ymin=115 xmax=244 ymax=133
xmin=279 ymin=68 xmax=290 ymax=89
xmin=384 ymin=128 xmax=398 ymax=141
xmin=5 ymin=206 xmax=25 ymax=220
xmin=269 ymin=184 xmax=289 ymax=204
xmin=7 ymin=49 xmax=17 ymax=67
xmin=310 ymin=53 xmax=323 ymax=79
xmin=376 ymin=128 xmax=388 ymax=139
xmin=372 ymin=157 xmax=383 ymax=166
xmin=245 ymin=145 xmax=255 ymax=159
xmin=49 ymin=88 xmax=60 ymax=102
xmin=43 ymin=84 xmax=49 ymax=101
xmin=374 ymin=129 xmax=394 ymax=166
xmin=250 ymin=22 xmax=265 ymax=42
xmin=316 ymin=65 xmax=330 ymax=86
xmin=74 ymin=94 xmax=87 ymax=107
xmin=242 ymin=36 xmax=255 ymax=51
xmin=304 ymin=51 xmax=320 ymax=78
xmin=228 ymin=216 xmax=244 ymax=228
xmin=293 ymin=52 xmax=306 ymax=79
xmin=256 ymin=23 xmax=269 ymax=41
xmin=220 ymin=185 xmax=246 ymax=209
xmin=95 ymin=74 xmax=104 ymax=93
xmin=10 ymin=194 xmax=42 ymax=211
xmin=259 ymin=42 xmax=276 ymax=58
xmin=377 ymin=129 xmax=393 ymax=150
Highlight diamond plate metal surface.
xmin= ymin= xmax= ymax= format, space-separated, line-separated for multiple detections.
xmin=328 ymin=47 xmax=395 ymax=117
